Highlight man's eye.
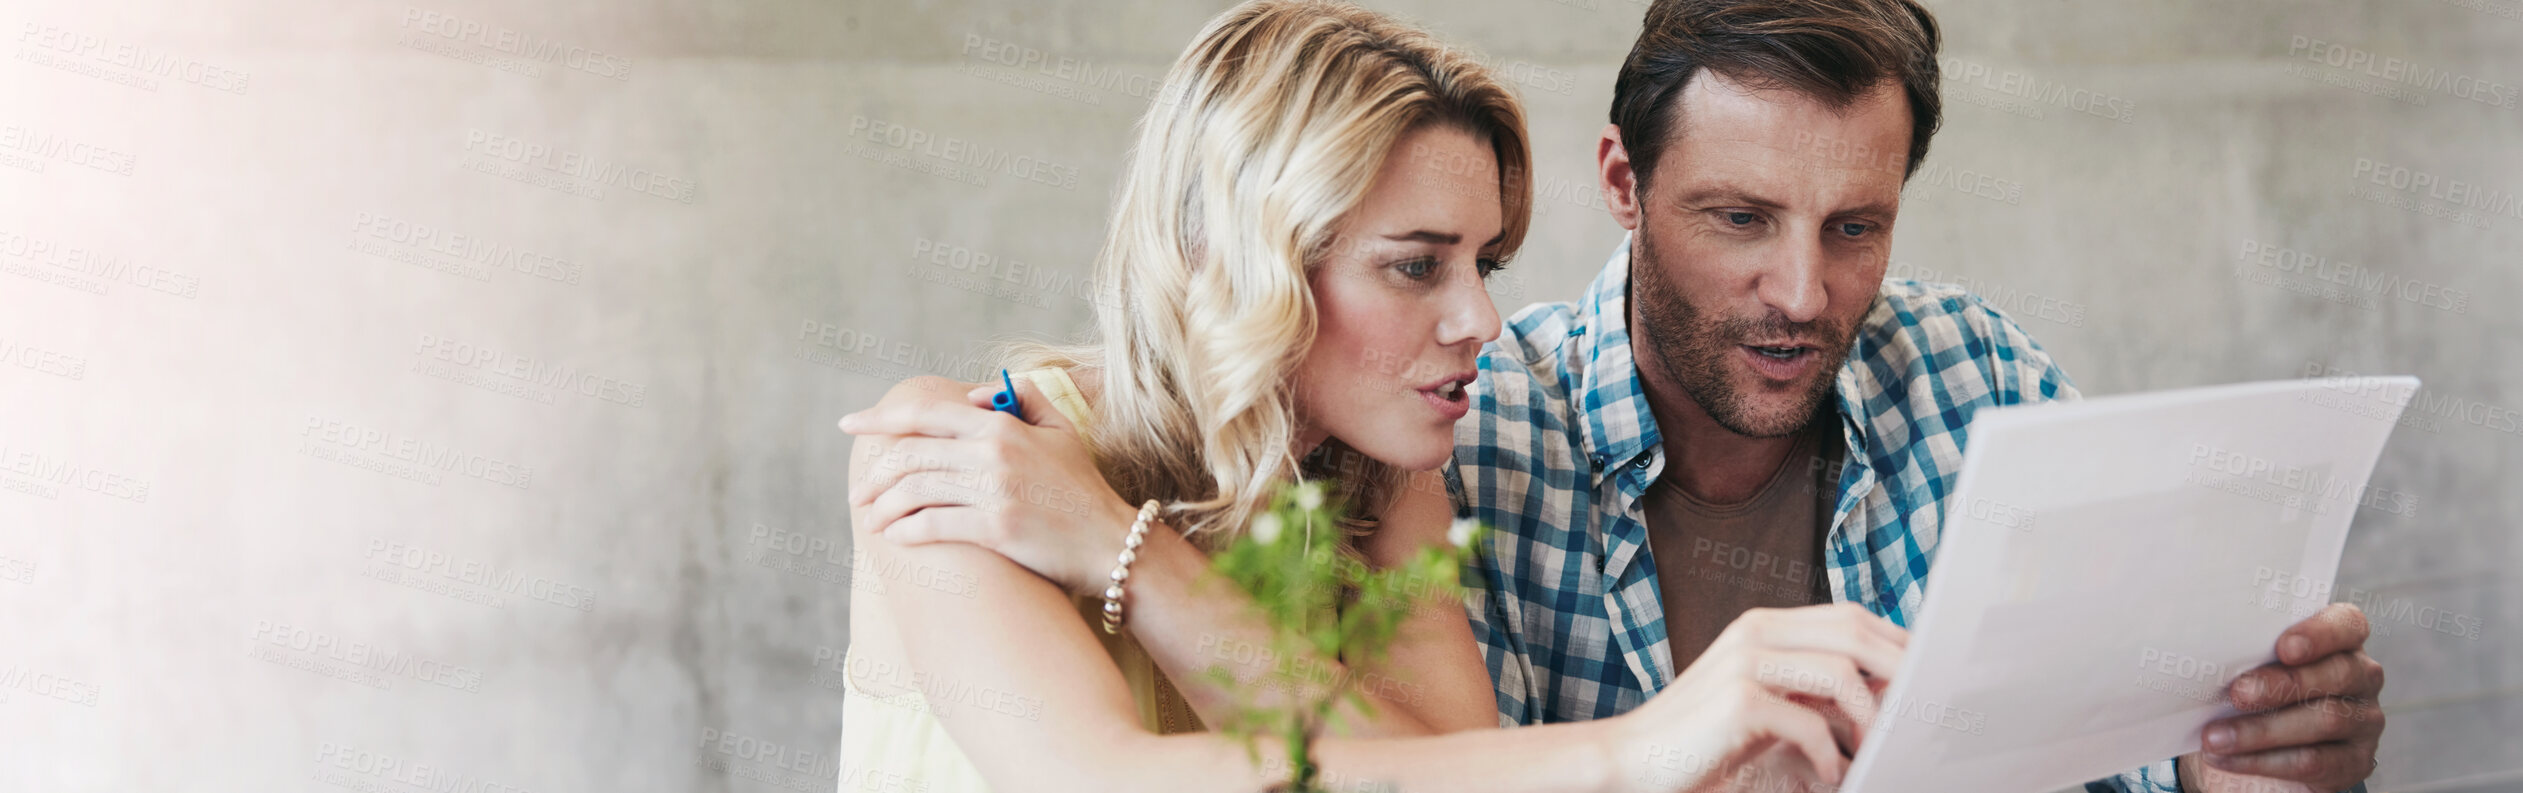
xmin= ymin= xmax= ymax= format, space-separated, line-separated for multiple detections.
xmin=1838 ymin=222 xmax=1873 ymax=238
xmin=1720 ymin=211 xmax=1760 ymax=227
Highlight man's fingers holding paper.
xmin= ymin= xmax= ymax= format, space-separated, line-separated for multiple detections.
xmin=2230 ymin=648 xmax=2385 ymax=712
xmin=2206 ymin=689 xmax=2384 ymax=756
xmin=2275 ymin=603 xmax=2372 ymax=665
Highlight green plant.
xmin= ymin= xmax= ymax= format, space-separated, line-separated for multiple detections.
xmin=1203 ymin=480 xmax=1487 ymax=792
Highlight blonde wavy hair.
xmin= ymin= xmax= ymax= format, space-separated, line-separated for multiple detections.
xmin=1006 ymin=0 xmax=1533 ymax=550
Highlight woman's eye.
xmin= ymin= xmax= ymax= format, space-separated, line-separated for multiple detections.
xmin=1394 ymin=257 xmax=1437 ymax=279
xmin=1476 ymin=257 xmax=1504 ymax=277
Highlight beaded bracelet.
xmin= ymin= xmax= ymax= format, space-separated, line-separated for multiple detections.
xmin=1101 ymin=500 xmax=1162 ymax=635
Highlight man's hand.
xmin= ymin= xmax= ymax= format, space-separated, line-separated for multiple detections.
xmin=2183 ymin=603 xmax=2385 ymax=792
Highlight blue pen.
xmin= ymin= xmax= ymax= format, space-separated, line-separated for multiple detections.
xmin=990 ymin=369 xmax=1025 ymax=420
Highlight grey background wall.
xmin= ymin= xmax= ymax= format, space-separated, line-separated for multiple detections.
xmin=0 ymin=0 xmax=2514 ymax=790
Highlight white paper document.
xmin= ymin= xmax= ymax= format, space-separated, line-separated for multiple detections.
xmin=1838 ymin=376 xmax=2419 ymax=793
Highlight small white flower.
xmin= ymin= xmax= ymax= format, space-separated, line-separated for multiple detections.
xmin=1293 ymin=481 xmax=1326 ymax=512
xmin=1447 ymin=517 xmax=1479 ymax=549
xmin=1252 ymin=513 xmax=1284 ymax=545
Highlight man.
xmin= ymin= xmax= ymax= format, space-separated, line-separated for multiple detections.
xmin=1449 ymin=0 xmax=2386 ymax=790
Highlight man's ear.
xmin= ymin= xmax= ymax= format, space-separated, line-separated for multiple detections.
xmin=1596 ymin=122 xmax=1644 ymax=232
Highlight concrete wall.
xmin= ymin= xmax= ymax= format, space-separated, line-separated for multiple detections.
xmin=0 ymin=0 xmax=2512 ymax=790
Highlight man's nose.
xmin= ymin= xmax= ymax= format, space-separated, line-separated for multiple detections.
xmin=1756 ymin=237 xmax=1828 ymax=324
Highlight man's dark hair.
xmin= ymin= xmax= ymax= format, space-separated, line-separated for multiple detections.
xmin=1610 ymin=0 xmax=1942 ymax=184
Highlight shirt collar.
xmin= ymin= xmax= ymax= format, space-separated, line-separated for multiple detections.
xmin=1573 ymin=234 xmax=1659 ymax=486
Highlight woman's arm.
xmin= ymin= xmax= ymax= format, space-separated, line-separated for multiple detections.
xmin=842 ymin=377 xmax=1493 ymax=737
xmin=852 ymin=429 xmax=1269 ymax=791
xmin=1107 ymin=474 xmax=1498 ymax=737
xmin=1345 ymin=469 xmax=1504 ymax=731
xmin=850 ymin=428 xmax=1644 ymax=793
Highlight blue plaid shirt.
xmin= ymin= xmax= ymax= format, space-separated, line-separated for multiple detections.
xmin=1448 ymin=235 xmax=2182 ymax=792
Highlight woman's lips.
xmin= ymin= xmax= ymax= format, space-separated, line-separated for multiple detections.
xmin=1419 ymin=386 xmax=1471 ymax=420
xmin=1417 ymin=372 xmax=1475 ymax=421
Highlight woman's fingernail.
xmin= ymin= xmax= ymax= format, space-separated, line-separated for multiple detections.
xmin=2205 ymin=725 xmax=2234 ymax=751
xmin=838 ymin=413 xmax=860 ymax=431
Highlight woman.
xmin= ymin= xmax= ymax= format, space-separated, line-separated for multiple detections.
xmin=838 ymin=2 xmax=1892 ymax=790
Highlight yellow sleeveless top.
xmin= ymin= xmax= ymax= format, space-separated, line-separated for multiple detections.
xmin=838 ymin=369 xmax=1203 ymax=792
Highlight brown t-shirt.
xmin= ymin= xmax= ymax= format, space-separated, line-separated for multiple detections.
xmin=1643 ymin=419 xmax=1843 ymax=674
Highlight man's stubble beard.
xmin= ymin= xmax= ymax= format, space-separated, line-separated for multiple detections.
xmin=1629 ymin=227 xmax=1852 ymax=439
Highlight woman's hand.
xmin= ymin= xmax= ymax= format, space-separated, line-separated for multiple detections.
xmin=838 ymin=375 xmax=1142 ymax=597
xmin=1612 ymin=602 xmax=1909 ymax=793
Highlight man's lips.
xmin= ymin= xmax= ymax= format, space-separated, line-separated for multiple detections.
xmin=1740 ymin=342 xmax=1820 ymax=381
xmin=1742 ymin=338 xmax=1823 ymax=353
